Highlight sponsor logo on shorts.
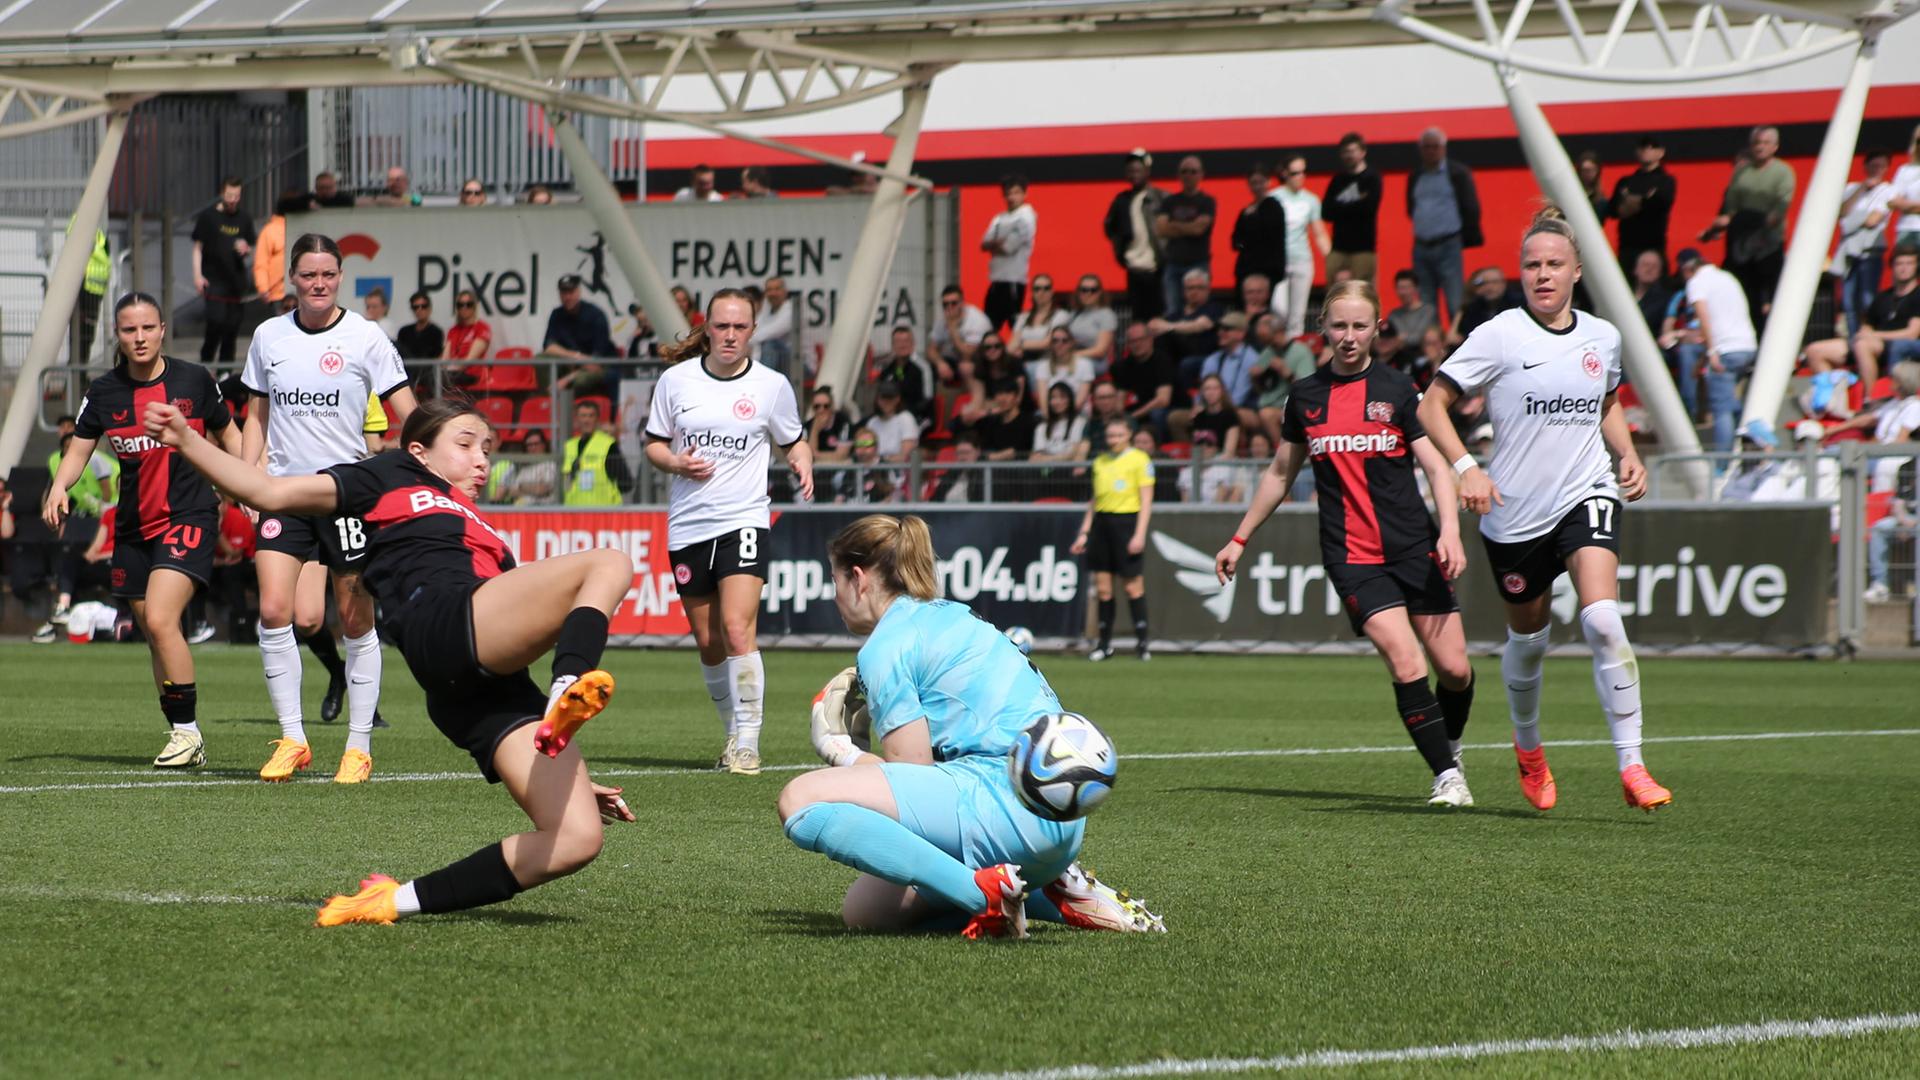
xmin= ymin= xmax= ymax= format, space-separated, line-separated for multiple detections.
xmin=111 ymin=409 xmax=128 ymax=422
xmin=733 ymin=395 xmax=757 ymax=420
xmin=674 ymin=563 xmax=692 ymax=585
xmin=1366 ymin=401 xmax=1394 ymax=423
xmin=318 ymin=350 xmax=346 ymax=376
xmin=260 ymin=518 xmax=284 ymax=540
xmin=1582 ymin=350 xmax=1604 ymax=379
xmin=1501 ymin=571 xmax=1528 ymax=595
xmin=1345 ymin=593 xmax=1361 ymax=613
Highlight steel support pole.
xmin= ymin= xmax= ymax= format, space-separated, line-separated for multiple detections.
xmin=1740 ymin=36 xmax=1877 ymax=438
xmin=0 ymin=105 xmax=130 ymax=480
xmin=549 ymin=111 xmax=690 ymax=345
xmin=1497 ymin=67 xmax=1707 ymax=496
xmin=815 ymin=78 xmax=932 ymax=399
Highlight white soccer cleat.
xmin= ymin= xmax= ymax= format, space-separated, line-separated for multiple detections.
xmin=154 ymin=728 xmax=206 ymax=769
xmin=1428 ymin=768 xmax=1473 ymax=808
xmin=1042 ymin=863 xmax=1166 ymax=933
xmin=714 ymin=734 xmax=738 ymax=771
xmin=728 ymin=745 xmax=762 ymax=776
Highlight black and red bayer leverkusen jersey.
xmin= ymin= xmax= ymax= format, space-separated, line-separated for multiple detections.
xmin=325 ymin=450 xmax=517 ymax=612
xmin=73 ymin=358 xmax=232 ymax=539
xmin=1279 ymin=362 xmax=1438 ymax=566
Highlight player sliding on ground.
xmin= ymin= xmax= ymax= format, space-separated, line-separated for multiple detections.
xmin=1419 ymin=206 xmax=1673 ymax=813
xmin=1215 ymin=281 xmax=1478 ymax=807
xmin=777 ymin=514 xmax=1163 ymax=938
xmin=44 ymin=292 xmax=242 ymax=768
xmin=143 ymin=396 xmax=641 ymax=924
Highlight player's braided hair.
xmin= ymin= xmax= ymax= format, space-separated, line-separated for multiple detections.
xmin=660 ymin=288 xmax=756 ymax=365
xmin=1521 ymin=203 xmax=1582 ymax=264
xmin=829 ymin=515 xmax=939 ymax=601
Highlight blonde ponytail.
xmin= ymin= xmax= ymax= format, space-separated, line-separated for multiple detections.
xmin=829 ymin=514 xmax=940 ymax=601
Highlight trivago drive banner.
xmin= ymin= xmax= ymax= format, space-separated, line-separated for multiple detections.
xmin=482 ymin=508 xmax=1085 ymax=638
xmin=1140 ymin=504 xmax=1832 ymax=646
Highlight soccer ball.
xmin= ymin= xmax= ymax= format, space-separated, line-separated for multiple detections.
xmin=1009 ymin=712 xmax=1117 ymax=821
xmin=1004 ymin=625 xmax=1035 ymax=655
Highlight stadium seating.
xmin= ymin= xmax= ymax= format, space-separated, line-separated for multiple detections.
xmin=518 ymin=396 xmax=553 ymax=445
xmin=471 ymin=347 xmax=539 ymax=393
xmin=473 ymin=396 xmax=516 ymax=436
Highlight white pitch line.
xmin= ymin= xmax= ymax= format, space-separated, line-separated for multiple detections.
xmin=1 ymin=728 xmax=1915 ymax=796
xmin=0 ymin=883 xmax=308 ymax=909
xmin=847 ymin=1011 xmax=1920 ymax=1080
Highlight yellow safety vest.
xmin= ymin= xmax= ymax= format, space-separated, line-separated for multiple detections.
xmin=67 ymin=214 xmax=110 ymax=296
xmin=486 ymin=459 xmax=515 ymax=503
xmin=562 ymin=431 xmax=621 ymax=506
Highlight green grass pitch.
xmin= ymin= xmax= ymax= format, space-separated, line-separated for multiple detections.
xmin=0 ymin=642 xmax=1915 ymax=1078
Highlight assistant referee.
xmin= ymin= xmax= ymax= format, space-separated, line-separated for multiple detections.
xmin=1070 ymin=417 xmax=1155 ymax=661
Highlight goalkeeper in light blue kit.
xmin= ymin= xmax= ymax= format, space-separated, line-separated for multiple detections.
xmin=776 ymin=514 xmax=1163 ymax=939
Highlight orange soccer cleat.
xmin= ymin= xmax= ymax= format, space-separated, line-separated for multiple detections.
xmin=961 ymin=864 xmax=1029 ymax=941
xmin=315 ymin=874 xmax=400 ymax=927
xmin=1621 ymin=764 xmax=1673 ymax=812
xmin=1514 ymin=744 xmax=1557 ymax=811
xmin=533 ymin=671 xmax=615 ymax=757
xmin=333 ymin=748 xmax=372 ymax=785
xmin=259 ymin=738 xmax=312 ymax=782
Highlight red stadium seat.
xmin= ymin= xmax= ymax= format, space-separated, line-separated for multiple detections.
xmin=1867 ymin=376 xmax=1892 ymax=405
xmin=1161 ymin=441 xmax=1192 ymax=460
xmin=472 ymin=396 xmax=516 ymax=436
xmin=1032 ymin=496 xmax=1072 ymax=504
xmin=518 ymin=396 xmax=554 ymax=444
xmin=496 ymin=347 xmax=534 ymax=359
xmin=472 ymin=364 xmax=538 ymax=392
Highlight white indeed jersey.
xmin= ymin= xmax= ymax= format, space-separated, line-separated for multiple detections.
xmin=1437 ymin=308 xmax=1622 ymax=543
xmin=242 ymin=309 xmax=407 ymax=476
xmin=646 ymin=357 xmax=803 ymax=549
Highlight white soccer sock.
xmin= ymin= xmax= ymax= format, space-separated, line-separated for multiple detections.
xmin=344 ymin=629 xmax=382 ymax=755
xmin=1502 ymin=625 xmax=1550 ymax=751
xmin=1579 ymin=600 xmax=1645 ymax=771
xmin=258 ymin=623 xmax=307 ymax=744
xmin=393 ymin=880 xmax=421 ymax=917
xmin=174 ymin=722 xmax=202 ymax=736
xmin=731 ymin=651 xmax=765 ymax=753
xmin=701 ymin=660 xmax=735 ymax=737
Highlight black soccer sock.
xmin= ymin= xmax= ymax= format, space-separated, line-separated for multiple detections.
xmin=304 ymin=630 xmax=345 ymax=678
xmin=1436 ymin=673 xmax=1476 ymax=742
xmin=1394 ymin=678 xmax=1456 ymax=776
xmin=1096 ymin=597 xmax=1116 ymax=649
xmin=553 ymin=606 xmax=611 ymax=683
xmin=1127 ymin=594 xmax=1149 ymax=641
xmin=159 ymin=681 xmax=197 ymax=729
xmin=410 ymin=842 xmax=525 ymax=915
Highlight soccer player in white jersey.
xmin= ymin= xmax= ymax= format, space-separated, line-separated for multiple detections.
xmin=241 ymin=233 xmax=417 ymax=784
xmin=645 ymin=288 xmax=813 ymax=775
xmin=1419 ymin=206 xmax=1673 ymax=813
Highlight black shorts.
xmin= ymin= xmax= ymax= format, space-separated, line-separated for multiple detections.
xmin=111 ymin=513 xmax=216 ymax=598
xmin=1482 ymin=496 xmax=1623 ymax=604
xmin=1326 ymin=552 xmax=1459 ymax=637
xmin=389 ymin=583 xmax=546 ymax=784
xmin=670 ymin=525 xmax=770 ymax=598
xmin=1086 ymin=513 xmax=1143 ymax=576
xmin=255 ymin=511 xmax=371 ymax=574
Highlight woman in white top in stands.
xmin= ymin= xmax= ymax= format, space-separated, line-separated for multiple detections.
xmin=864 ymin=383 xmax=921 ymax=464
xmin=1027 ymin=326 xmax=1099 ymax=413
xmin=1005 ymin=274 xmax=1071 ymax=361
xmin=1030 ymin=382 xmax=1090 ymax=463
xmin=1418 ymin=205 xmax=1672 ymax=816
xmin=645 ymin=289 xmax=813 ymax=776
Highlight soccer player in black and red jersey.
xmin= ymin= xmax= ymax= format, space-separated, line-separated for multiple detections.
xmin=43 ymin=292 xmax=241 ymax=769
xmin=1214 ymin=281 xmax=1480 ymax=807
xmin=144 ymin=396 xmax=639 ymax=926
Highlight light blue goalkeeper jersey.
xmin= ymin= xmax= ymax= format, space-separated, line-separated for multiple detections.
xmin=858 ymin=596 xmax=1060 ymax=761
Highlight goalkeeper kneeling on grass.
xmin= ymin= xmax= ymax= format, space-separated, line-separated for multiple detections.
xmin=774 ymin=513 xmax=1164 ymax=939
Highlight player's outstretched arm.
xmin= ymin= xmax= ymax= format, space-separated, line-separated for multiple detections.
xmin=1411 ymin=436 xmax=1467 ymax=580
xmin=1217 ymin=440 xmax=1305 ymax=583
xmin=144 ymin=402 xmax=339 ymax=516
xmin=1599 ymin=393 xmax=1647 ymax=501
xmin=1418 ymin=379 xmax=1501 ymax=515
